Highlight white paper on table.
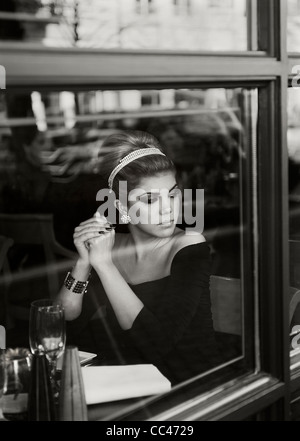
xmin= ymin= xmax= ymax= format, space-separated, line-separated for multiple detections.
xmin=81 ymin=364 xmax=171 ymax=404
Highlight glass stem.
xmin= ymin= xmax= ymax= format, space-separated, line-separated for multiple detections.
xmin=48 ymin=358 xmax=58 ymax=396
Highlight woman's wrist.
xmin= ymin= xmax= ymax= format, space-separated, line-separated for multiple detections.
xmin=92 ymin=259 xmax=115 ymax=275
xmin=72 ymin=258 xmax=91 ymax=279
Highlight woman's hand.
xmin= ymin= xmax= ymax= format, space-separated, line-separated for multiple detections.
xmin=88 ymin=215 xmax=115 ymax=269
xmin=73 ymin=213 xmax=114 ymax=265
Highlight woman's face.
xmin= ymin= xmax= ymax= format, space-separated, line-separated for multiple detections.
xmin=126 ymin=171 xmax=181 ymax=238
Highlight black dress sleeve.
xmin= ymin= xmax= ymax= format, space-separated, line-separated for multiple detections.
xmin=124 ymin=242 xmax=212 ymax=360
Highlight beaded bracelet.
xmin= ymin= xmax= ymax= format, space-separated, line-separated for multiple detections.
xmin=64 ymin=271 xmax=90 ymax=295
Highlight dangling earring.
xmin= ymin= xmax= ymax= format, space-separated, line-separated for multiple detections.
xmin=121 ymin=213 xmax=131 ymax=224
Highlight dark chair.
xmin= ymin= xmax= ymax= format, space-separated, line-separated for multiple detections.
xmin=210 ymin=275 xmax=243 ymax=362
xmin=210 ymin=275 xmax=242 ymax=336
xmin=0 ymin=213 xmax=77 ymax=326
xmin=210 ymin=274 xmax=300 ymax=349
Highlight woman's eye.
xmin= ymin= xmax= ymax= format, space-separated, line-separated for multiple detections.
xmin=139 ymin=195 xmax=159 ymax=204
xmin=169 ymin=188 xmax=180 ymax=198
xmin=139 ymin=187 xmax=180 ymax=204
xmin=148 ymin=195 xmax=159 ymax=204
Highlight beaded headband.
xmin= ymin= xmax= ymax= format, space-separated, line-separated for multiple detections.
xmin=108 ymin=147 xmax=166 ymax=191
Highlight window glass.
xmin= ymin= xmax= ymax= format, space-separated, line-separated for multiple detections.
xmin=0 ymin=0 xmax=254 ymax=51
xmin=288 ymin=87 xmax=300 ymax=357
xmin=288 ymin=0 xmax=300 ymax=52
xmin=0 ymin=86 xmax=257 ymax=405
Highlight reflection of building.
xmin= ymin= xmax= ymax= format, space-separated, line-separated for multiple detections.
xmin=288 ymin=88 xmax=300 ymax=162
xmin=0 ymin=0 xmax=248 ymax=49
xmin=0 ymin=0 xmax=297 ymax=423
xmin=288 ymin=0 xmax=300 ymax=50
xmin=44 ymin=0 xmax=247 ymax=50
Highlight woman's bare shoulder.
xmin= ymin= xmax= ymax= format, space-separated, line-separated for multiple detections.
xmin=169 ymin=228 xmax=206 ymax=261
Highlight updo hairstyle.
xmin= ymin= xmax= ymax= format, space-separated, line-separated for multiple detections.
xmin=99 ymin=130 xmax=176 ymax=197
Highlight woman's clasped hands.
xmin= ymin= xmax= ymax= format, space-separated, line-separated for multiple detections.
xmin=73 ymin=212 xmax=115 ymax=268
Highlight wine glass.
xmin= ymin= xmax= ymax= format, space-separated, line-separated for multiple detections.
xmin=29 ymin=299 xmax=66 ymax=398
xmin=0 ymin=350 xmax=7 ymax=421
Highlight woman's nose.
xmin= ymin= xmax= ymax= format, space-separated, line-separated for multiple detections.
xmin=160 ymin=195 xmax=173 ymax=214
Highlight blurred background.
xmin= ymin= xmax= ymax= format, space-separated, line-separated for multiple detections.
xmin=0 ymin=1 xmax=252 ymax=352
xmin=0 ymin=0 xmax=300 ymax=393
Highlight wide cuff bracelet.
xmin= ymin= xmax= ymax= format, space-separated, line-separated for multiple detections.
xmin=64 ymin=271 xmax=90 ymax=294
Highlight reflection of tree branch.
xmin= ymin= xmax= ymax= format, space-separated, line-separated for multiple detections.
xmin=45 ymin=0 xmax=148 ymax=47
xmin=79 ymin=21 xmax=114 ymax=42
xmin=96 ymin=19 xmax=144 ymax=47
xmin=117 ymin=18 xmax=143 ymax=33
xmin=73 ymin=0 xmax=79 ymax=43
xmin=55 ymin=16 xmax=76 ymax=43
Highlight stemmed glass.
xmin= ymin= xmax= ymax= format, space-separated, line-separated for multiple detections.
xmin=29 ymin=299 xmax=66 ymax=398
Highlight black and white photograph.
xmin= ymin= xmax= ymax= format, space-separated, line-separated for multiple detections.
xmin=0 ymin=0 xmax=298 ymax=424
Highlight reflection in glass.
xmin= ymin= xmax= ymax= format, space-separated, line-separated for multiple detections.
xmin=288 ymin=0 xmax=300 ymax=52
xmin=0 ymin=352 xmax=7 ymax=421
xmin=288 ymin=88 xmax=300 ymax=355
xmin=0 ymin=0 xmax=253 ymax=51
xmin=0 ymin=86 xmax=258 ymax=384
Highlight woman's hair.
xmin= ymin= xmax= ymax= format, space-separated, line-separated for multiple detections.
xmin=99 ymin=130 xmax=176 ymax=196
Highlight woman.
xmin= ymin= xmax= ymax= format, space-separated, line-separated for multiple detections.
xmin=56 ymin=130 xmax=223 ymax=385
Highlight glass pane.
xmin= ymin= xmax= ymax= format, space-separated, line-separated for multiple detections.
xmin=288 ymin=87 xmax=300 ymax=358
xmin=288 ymin=0 xmax=300 ymax=52
xmin=0 ymin=0 xmax=255 ymax=51
xmin=0 ymin=86 xmax=257 ymax=410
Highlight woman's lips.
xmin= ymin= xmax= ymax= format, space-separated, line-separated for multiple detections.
xmin=158 ymin=219 xmax=174 ymax=226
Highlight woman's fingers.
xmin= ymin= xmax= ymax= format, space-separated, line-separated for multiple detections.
xmin=74 ymin=224 xmax=113 ymax=235
xmin=74 ymin=229 xmax=113 ymax=242
xmin=79 ymin=218 xmax=106 ymax=227
xmin=78 ymin=219 xmax=111 ymax=228
xmin=75 ymin=223 xmax=114 ymax=235
xmin=76 ymin=222 xmax=112 ymax=232
xmin=85 ymin=228 xmax=115 ymax=250
xmin=88 ymin=229 xmax=115 ymax=246
xmin=74 ymin=214 xmax=115 ymax=255
xmin=79 ymin=213 xmax=111 ymax=227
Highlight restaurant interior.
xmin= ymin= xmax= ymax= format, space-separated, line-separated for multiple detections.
xmin=0 ymin=0 xmax=300 ymax=422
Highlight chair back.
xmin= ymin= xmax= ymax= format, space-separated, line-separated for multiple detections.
xmin=210 ymin=275 xmax=242 ymax=336
xmin=210 ymin=273 xmax=300 ymax=335
xmin=0 ymin=213 xmax=59 ymax=248
xmin=0 ymin=213 xmax=75 ymax=299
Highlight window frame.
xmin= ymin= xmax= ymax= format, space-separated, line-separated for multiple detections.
xmin=0 ymin=0 xmax=294 ymax=420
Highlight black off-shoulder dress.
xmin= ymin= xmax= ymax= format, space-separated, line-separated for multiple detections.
xmin=67 ymin=242 xmax=225 ymax=385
